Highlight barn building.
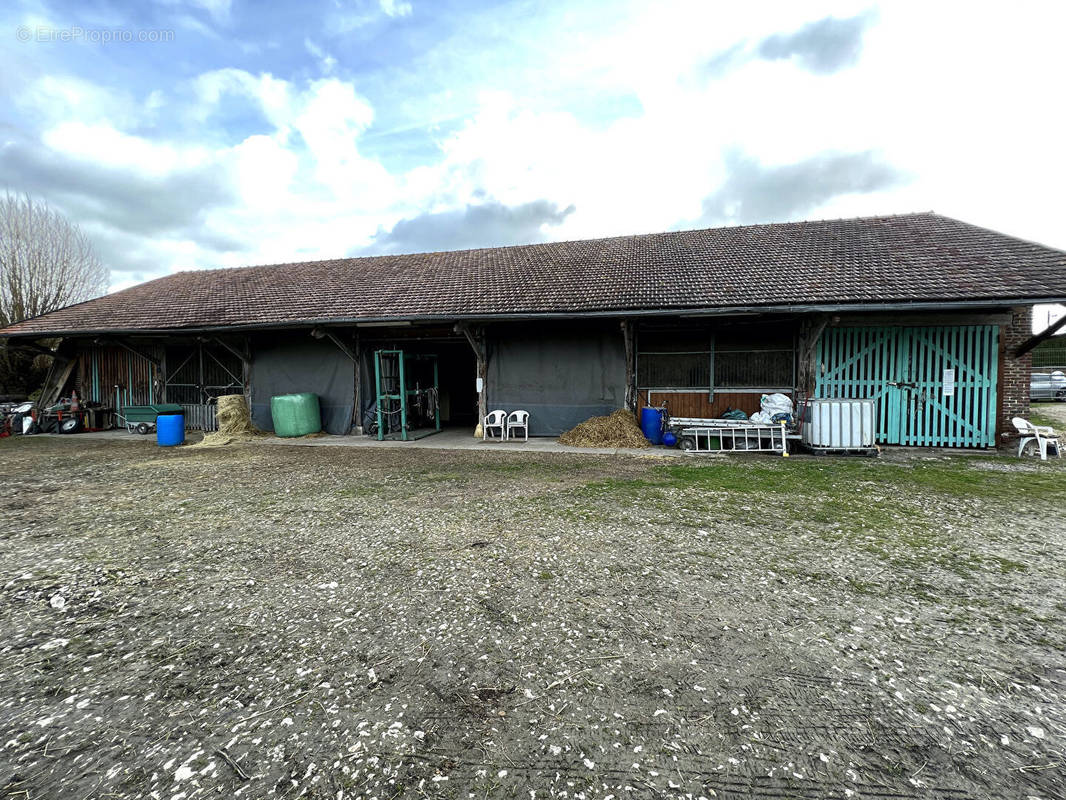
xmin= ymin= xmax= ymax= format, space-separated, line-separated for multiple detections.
xmin=2 ymin=212 xmax=1065 ymax=449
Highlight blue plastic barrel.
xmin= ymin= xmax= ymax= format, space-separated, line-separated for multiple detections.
xmin=640 ymin=407 xmax=663 ymax=445
xmin=156 ymin=413 xmax=185 ymax=447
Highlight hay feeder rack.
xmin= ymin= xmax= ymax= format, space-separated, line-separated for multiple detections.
xmin=671 ymin=417 xmax=792 ymax=457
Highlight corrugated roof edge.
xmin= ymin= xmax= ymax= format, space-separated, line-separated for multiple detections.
xmin=2 ymin=210 xmax=1065 ymax=339
xmin=3 ymin=297 xmax=1064 ymax=339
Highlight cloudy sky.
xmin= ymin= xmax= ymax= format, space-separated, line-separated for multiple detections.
xmin=2 ymin=0 xmax=1065 ymax=305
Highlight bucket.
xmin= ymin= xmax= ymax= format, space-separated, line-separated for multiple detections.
xmin=661 ymin=430 xmax=678 ymax=447
xmin=640 ymin=407 xmax=663 ymax=445
xmin=156 ymin=413 xmax=185 ymax=447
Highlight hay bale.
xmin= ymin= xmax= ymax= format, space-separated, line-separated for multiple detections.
xmin=189 ymin=394 xmax=261 ymax=448
xmin=558 ymin=409 xmax=650 ymax=449
xmin=215 ymin=394 xmax=255 ymax=434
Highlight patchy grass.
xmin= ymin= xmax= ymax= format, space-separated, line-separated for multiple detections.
xmin=1028 ymin=406 xmax=1064 ymax=429
xmin=1 ymin=438 xmax=1064 ymax=800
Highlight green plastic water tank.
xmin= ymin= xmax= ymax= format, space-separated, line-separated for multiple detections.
xmin=270 ymin=393 xmax=322 ymax=437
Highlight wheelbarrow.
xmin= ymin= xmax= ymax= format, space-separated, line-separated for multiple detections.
xmin=117 ymin=404 xmax=184 ymax=435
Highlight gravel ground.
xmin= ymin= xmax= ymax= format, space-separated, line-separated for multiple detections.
xmin=1 ymin=437 xmax=1065 ymax=800
xmin=1032 ymin=401 xmax=1066 ymax=428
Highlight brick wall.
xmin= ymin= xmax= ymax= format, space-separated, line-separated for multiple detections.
xmin=998 ymin=305 xmax=1032 ymax=446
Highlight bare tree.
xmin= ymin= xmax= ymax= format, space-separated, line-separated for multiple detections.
xmin=0 ymin=193 xmax=109 ymax=328
xmin=0 ymin=193 xmax=108 ymax=396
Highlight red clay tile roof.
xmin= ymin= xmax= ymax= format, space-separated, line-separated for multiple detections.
xmin=3 ymin=212 xmax=1065 ymax=337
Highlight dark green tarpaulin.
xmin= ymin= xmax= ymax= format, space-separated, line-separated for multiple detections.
xmin=250 ymin=337 xmax=354 ymax=435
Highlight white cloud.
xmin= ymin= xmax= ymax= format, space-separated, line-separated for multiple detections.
xmin=304 ymin=38 xmax=337 ymax=74
xmin=191 ymin=0 xmax=232 ymax=22
xmin=5 ymin=0 xmax=1066 ymax=296
xmin=192 ymin=68 xmax=295 ymax=135
xmin=154 ymin=0 xmax=232 ymax=24
xmin=379 ymin=0 xmax=412 ymax=18
xmin=42 ymin=122 xmax=209 ymax=175
xmin=16 ymin=75 xmax=138 ymax=127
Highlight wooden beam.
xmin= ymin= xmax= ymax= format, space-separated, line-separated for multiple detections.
xmin=105 ymin=338 xmax=161 ymax=368
xmin=454 ymin=322 xmax=485 ymax=363
xmin=212 ymin=336 xmax=251 ymax=364
xmin=1014 ymin=314 xmax=1066 ymax=357
xmin=38 ymin=355 xmax=75 ymax=409
xmin=455 ymin=323 xmax=487 ymax=426
xmin=352 ymin=331 xmax=362 ymax=434
xmin=242 ymin=336 xmax=251 ymax=401
xmin=621 ymin=320 xmax=636 ymax=412
xmin=796 ymin=314 xmax=829 ymax=401
xmin=2 ymin=340 xmax=58 ymax=358
xmin=321 ymin=330 xmax=358 ymax=364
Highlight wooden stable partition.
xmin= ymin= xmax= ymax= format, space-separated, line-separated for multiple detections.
xmin=634 ymin=317 xmax=798 ymax=422
xmin=637 ymin=389 xmax=792 ymax=419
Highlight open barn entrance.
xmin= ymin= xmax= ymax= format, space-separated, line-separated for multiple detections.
xmin=358 ymin=331 xmax=477 ymax=438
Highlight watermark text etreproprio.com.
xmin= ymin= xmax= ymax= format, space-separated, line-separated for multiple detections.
xmin=16 ymin=25 xmax=175 ymax=44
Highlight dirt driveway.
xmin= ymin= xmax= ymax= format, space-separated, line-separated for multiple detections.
xmin=1 ymin=438 xmax=1064 ymax=799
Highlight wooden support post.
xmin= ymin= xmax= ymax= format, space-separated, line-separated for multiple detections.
xmin=476 ymin=342 xmax=486 ymax=429
xmin=374 ymin=350 xmax=384 ymax=441
xmin=621 ymin=320 xmax=636 ymax=412
xmin=242 ymin=336 xmax=251 ymax=401
xmin=398 ymin=350 xmax=408 ymax=440
xmin=455 ymin=322 xmax=487 ymax=428
xmin=353 ymin=331 xmax=362 ymax=434
xmin=796 ymin=314 xmax=830 ymax=404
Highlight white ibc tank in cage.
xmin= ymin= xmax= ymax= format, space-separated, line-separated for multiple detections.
xmin=803 ymin=398 xmax=877 ymax=449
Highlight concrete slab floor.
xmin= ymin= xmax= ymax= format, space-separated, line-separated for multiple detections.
xmin=25 ymin=426 xmax=688 ymax=457
xmin=21 ymin=426 xmax=1016 ymax=461
xmin=258 ymin=426 xmax=690 ymax=458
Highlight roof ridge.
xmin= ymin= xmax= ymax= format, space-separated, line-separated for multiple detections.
xmin=171 ymin=211 xmax=942 ymax=277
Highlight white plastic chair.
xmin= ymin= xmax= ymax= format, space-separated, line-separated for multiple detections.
xmin=506 ymin=410 xmax=529 ymax=442
xmin=1013 ymin=417 xmax=1061 ymax=461
xmin=483 ymin=409 xmax=507 ymax=441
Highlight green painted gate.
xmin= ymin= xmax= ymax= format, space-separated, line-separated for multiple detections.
xmin=814 ymin=326 xmax=999 ymax=447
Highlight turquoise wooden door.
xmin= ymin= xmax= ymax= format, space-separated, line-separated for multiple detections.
xmin=815 ymin=326 xmax=999 ymax=447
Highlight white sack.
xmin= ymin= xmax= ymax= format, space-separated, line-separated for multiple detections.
xmin=760 ymin=393 xmax=794 ymax=415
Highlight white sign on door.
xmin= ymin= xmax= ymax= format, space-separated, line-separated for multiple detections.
xmin=942 ymin=368 xmax=955 ymax=397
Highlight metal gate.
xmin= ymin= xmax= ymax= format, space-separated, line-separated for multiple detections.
xmin=814 ymin=326 xmax=999 ymax=447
